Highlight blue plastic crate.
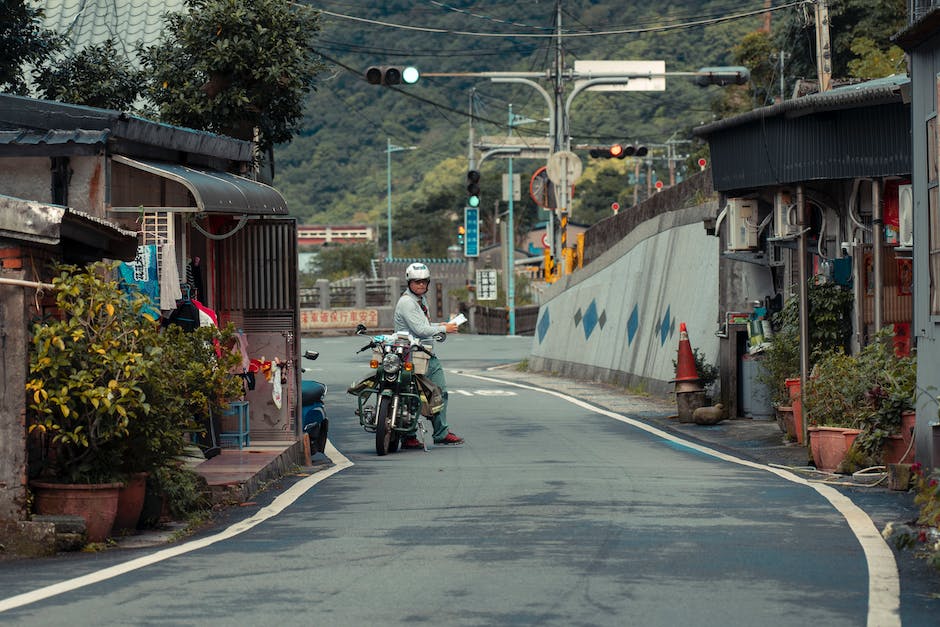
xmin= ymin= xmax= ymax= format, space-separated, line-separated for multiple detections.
xmin=219 ymin=401 xmax=250 ymax=449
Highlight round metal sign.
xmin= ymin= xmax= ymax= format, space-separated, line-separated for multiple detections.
xmin=546 ymin=151 xmax=583 ymax=186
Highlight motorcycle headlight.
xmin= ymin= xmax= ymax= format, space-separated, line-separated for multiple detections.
xmin=382 ymin=353 xmax=401 ymax=374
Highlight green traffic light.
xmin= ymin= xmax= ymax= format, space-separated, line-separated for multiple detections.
xmin=402 ymin=66 xmax=420 ymax=84
xmin=468 ymin=195 xmax=480 ymax=208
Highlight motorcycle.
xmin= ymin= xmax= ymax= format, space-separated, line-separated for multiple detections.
xmin=349 ymin=324 xmax=444 ymax=456
xmin=301 ymin=349 xmax=329 ymax=454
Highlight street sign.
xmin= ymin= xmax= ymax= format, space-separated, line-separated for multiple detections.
xmin=573 ymin=60 xmax=666 ymax=92
xmin=476 ymin=269 xmax=498 ymax=300
xmin=546 ymin=151 xmax=583 ymax=186
xmin=464 ymin=206 xmax=480 ymax=257
xmin=502 ymin=173 xmax=521 ymax=201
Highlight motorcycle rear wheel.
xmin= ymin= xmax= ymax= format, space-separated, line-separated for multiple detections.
xmin=375 ymin=396 xmax=393 ymax=456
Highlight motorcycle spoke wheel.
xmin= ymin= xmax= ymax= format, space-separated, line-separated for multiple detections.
xmin=375 ymin=396 xmax=393 ymax=456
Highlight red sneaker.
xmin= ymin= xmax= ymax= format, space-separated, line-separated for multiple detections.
xmin=435 ymin=432 xmax=464 ymax=445
xmin=402 ymin=437 xmax=423 ymax=449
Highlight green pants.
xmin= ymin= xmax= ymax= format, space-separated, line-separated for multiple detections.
xmin=424 ymin=355 xmax=450 ymax=441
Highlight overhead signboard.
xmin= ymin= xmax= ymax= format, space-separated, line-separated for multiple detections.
xmin=477 ymin=136 xmax=552 ymax=160
xmin=573 ymin=60 xmax=666 ymax=92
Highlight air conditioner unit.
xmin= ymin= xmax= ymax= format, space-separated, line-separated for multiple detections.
xmin=726 ymin=198 xmax=759 ymax=251
xmin=772 ymin=189 xmax=797 ymax=239
xmin=898 ymin=183 xmax=913 ymax=248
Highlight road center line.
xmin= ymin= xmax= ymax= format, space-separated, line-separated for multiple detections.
xmin=457 ymin=370 xmax=901 ymax=627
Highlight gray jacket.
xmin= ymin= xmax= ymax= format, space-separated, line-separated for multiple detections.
xmin=394 ymin=289 xmax=445 ymax=340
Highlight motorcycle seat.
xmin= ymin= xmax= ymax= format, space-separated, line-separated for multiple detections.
xmin=301 ymin=380 xmax=326 ymax=404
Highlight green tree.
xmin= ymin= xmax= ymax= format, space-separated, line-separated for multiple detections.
xmin=317 ymin=242 xmax=378 ymax=280
xmin=0 ymin=0 xmax=62 ymax=94
xmin=139 ymin=0 xmax=325 ymax=153
xmin=34 ymin=39 xmax=142 ymax=110
xmin=847 ymin=37 xmax=906 ymax=79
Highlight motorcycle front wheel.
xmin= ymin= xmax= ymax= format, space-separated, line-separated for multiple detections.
xmin=375 ymin=396 xmax=393 ymax=456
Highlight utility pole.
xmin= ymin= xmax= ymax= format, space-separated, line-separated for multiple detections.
xmin=815 ymin=0 xmax=832 ymax=92
xmin=385 ymin=138 xmax=417 ymax=261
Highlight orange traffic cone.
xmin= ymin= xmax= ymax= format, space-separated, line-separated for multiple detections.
xmin=673 ymin=323 xmax=705 ymax=423
xmin=673 ymin=322 xmax=701 ymax=387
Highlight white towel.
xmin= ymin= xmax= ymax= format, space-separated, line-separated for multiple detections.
xmin=160 ymin=242 xmax=183 ymax=310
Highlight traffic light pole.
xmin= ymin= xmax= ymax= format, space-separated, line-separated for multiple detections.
xmin=385 ymin=138 xmax=417 ymax=261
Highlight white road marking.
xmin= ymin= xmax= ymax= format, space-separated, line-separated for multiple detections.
xmin=449 ymin=389 xmax=517 ymax=396
xmin=0 ymin=442 xmax=354 ymax=614
xmin=457 ymin=371 xmax=901 ymax=627
xmin=4 ymin=372 xmax=902 ymax=626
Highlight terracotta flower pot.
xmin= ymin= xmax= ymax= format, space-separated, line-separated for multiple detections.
xmin=31 ymin=481 xmax=123 ymax=543
xmin=785 ymin=378 xmax=804 ymax=444
xmin=114 ymin=472 xmax=149 ymax=533
xmin=809 ymin=426 xmax=851 ymax=472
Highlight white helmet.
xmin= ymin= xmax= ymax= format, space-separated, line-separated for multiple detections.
xmin=405 ymin=262 xmax=430 ymax=282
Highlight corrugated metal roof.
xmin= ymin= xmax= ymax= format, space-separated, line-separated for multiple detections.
xmin=0 ymin=129 xmax=110 ymax=146
xmin=693 ymin=76 xmax=911 ymax=192
xmin=695 ymin=75 xmax=909 ymax=137
xmin=39 ymin=0 xmax=186 ymax=58
xmin=0 ymin=93 xmax=253 ymax=162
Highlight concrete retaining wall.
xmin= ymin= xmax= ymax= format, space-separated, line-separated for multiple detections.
xmin=529 ymin=202 xmax=721 ymax=398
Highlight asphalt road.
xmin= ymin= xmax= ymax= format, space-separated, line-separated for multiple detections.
xmin=0 ymin=333 xmax=915 ymax=626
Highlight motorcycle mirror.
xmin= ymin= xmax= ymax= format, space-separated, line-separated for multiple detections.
xmin=356 ymin=323 xmax=367 ymax=335
xmin=304 ymin=350 xmax=319 ymax=361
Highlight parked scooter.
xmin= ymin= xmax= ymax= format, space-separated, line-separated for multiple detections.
xmin=349 ymin=324 xmax=444 ymax=456
xmin=301 ymin=350 xmax=329 ymax=454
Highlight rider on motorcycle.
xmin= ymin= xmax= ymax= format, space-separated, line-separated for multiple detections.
xmin=395 ymin=262 xmax=465 ymax=448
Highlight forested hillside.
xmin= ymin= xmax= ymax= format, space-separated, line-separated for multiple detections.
xmin=276 ymin=0 xmax=905 ymax=257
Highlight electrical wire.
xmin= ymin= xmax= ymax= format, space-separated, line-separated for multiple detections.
xmin=311 ymin=2 xmax=810 ymax=39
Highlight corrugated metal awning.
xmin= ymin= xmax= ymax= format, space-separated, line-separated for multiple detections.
xmin=0 ymin=194 xmax=137 ymax=261
xmin=111 ymin=155 xmax=288 ymax=215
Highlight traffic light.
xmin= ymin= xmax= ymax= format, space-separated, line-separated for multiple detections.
xmin=365 ymin=66 xmax=420 ymax=86
xmin=590 ymin=144 xmax=626 ymax=159
xmin=457 ymin=225 xmax=466 ymax=245
xmin=694 ymin=66 xmax=749 ymax=87
xmin=589 ymin=144 xmax=647 ymax=158
xmin=466 ymin=170 xmax=481 ymax=207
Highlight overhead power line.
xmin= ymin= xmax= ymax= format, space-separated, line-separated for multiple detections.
xmin=312 ymin=2 xmax=809 ymax=39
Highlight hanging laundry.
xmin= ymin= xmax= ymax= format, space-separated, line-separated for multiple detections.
xmin=187 ymin=256 xmax=205 ymax=301
xmin=119 ymin=245 xmax=160 ymax=319
xmin=160 ymin=242 xmax=183 ymax=311
xmin=192 ymin=298 xmax=218 ymax=327
xmin=271 ymin=360 xmax=283 ymax=409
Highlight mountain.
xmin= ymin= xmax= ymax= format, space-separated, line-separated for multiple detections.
xmin=277 ymin=1 xmax=767 ymax=220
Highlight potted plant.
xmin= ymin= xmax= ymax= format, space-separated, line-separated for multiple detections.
xmin=26 ymin=262 xmax=161 ymax=541
xmin=758 ymin=279 xmax=854 ymax=444
xmin=804 ymin=328 xmax=916 ymax=472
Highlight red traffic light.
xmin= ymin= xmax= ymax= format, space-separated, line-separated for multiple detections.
xmin=589 ymin=144 xmax=629 ymax=159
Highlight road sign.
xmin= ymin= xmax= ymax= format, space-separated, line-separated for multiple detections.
xmin=464 ymin=207 xmax=480 ymax=257
xmin=476 ymin=269 xmax=498 ymax=300
xmin=502 ymin=173 xmax=521 ymax=201
xmin=530 ymin=167 xmax=576 ymax=210
xmin=546 ymin=151 xmax=583 ymax=186
xmin=540 ymin=232 xmax=549 ymax=247
xmin=573 ymin=60 xmax=666 ymax=92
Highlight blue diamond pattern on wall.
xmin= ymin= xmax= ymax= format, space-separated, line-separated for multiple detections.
xmin=537 ymin=308 xmax=550 ymax=343
xmin=583 ymin=300 xmax=599 ymax=339
xmin=659 ymin=305 xmax=671 ymax=346
xmin=627 ymin=304 xmax=639 ymax=345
